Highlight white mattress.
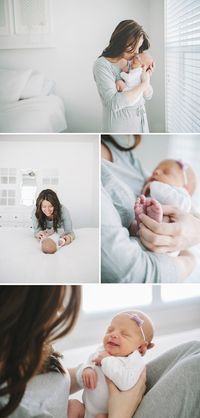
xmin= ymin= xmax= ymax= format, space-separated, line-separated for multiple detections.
xmin=0 ymin=227 xmax=99 ymax=283
xmin=0 ymin=95 xmax=67 ymax=133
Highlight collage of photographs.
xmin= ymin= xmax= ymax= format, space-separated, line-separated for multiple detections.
xmin=0 ymin=0 xmax=200 ymax=417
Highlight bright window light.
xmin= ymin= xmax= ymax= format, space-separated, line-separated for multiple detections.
xmin=82 ymin=285 xmax=152 ymax=313
xmin=161 ymin=284 xmax=200 ymax=302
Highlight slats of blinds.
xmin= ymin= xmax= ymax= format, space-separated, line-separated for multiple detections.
xmin=165 ymin=0 xmax=200 ymax=132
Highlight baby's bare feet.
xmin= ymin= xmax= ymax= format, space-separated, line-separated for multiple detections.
xmin=134 ymin=195 xmax=147 ymax=228
xmin=134 ymin=195 xmax=163 ymax=227
xmin=145 ymin=198 xmax=163 ymax=223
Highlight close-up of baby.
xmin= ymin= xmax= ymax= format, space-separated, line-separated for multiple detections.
xmin=68 ymin=311 xmax=154 ymax=418
xmin=134 ymin=159 xmax=197 ymax=228
xmin=116 ymin=52 xmax=154 ymax=105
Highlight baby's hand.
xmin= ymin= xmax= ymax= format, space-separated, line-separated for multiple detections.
xmin=36 ymin=230 xmax=47 ymax=240
xmin=92 ymin=350 xmax=110 ymax=366
xmin=82 ymin=367 xmax=97 ymax=389
xmin=58 ymin=237 xmax=66 ymax=247
xmin=116 ymin=79 xmax=126 ymax=92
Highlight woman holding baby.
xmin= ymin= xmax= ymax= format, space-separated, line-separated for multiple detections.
xmin=32 ymin=189 xmax=75 ymax=254
xmin=0 ymin=285 xmax=200 ymax=418
xmin=101 ymin=134 xmax=200 ymax=283
xmin=93 ymin=20 xmax=154 ymax=133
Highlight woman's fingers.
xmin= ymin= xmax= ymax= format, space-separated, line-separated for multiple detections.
xmin=139 ymin=212 xmax=181 ymax=237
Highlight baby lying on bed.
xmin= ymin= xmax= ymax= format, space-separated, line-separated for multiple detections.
xmin=68 ymin=310 xmax=154 ymax=418
xmin=116 ymin=51 xmax=154 ymax=105
xmin=130 ymin=159 xmax=197 ymax=256
xmin=40 ymin=228 xmax=66 ymax=254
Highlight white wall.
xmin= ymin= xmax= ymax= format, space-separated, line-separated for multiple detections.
xmin=0 ymin=0 xmax=165 ymax=132
xmin=0 ymin=134 xmax=99 ymax=228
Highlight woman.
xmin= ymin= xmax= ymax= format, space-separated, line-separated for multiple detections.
xmin=32 ymin=189 xmax=75 ymax=249
xmin=0 ymin=286 xmax=200 ymax=418
xmin=101 ymin=135 xmax=198 ymax=283
xmin=93 ymin=20 xmax=154 ymax=133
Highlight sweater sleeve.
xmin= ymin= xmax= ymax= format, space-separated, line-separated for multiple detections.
xmin=93 ymin=58 xmax=131 ymax=112
xmin=61 ymin=205 xmax=74 ymax=235
xmin=101 ymin=352 xmax=145 ymax=391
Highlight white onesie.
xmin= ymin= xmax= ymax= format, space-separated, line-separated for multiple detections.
xmin=149 ymin=181 xmax=191 ymax=212
xmin=76 ymin=346 xmax=145 ymax=418
xmin=120 ymin=68 xmax=153 ymax=106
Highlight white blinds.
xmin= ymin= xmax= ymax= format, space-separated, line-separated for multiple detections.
xmin=165 ymin=0 xmax=200 ymax=132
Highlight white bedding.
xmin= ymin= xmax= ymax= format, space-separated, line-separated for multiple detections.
xmin=0 ymin=95 xmax=67 ymax=133
xmin=0 ymin=227 xmax=99 ymax=283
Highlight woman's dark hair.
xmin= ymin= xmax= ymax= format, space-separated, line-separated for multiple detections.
xmin=35 ymin=189 xmax=62 ymax=232
xmin=0 ymin=285 xmax=81 ymax=418
xmin=101 ymin=20 xmax=150 ymax=58
xmin=101 ymin=135 xmax=141 ymax=151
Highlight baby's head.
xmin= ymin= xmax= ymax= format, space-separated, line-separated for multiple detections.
xmin=131 ymin=52 xmax=153 ymax=69
xmin=103 ymin=311 xmax=154 ymax=357
xmin=41 ymin=237 xmax=57 ymax=254
xmin=143 ymin=159 xmax=197 ymax=196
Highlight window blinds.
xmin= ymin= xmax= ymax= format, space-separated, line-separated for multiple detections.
xmin=165 ymin=0 xmax=200 ymax=132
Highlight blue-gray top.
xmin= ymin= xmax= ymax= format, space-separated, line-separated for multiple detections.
xmin=32 ymin=204 xmax=73 ymax=236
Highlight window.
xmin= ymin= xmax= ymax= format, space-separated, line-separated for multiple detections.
xmin=165 ymin=0 xmax=200 ymax=132
xmin=0 ymin=0 xmax=53 ymax=49
xmin=83 ymin=284 xmax=152 ymax=313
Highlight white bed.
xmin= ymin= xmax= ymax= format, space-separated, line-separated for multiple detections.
xmin=0 ymin=227 xmax=99 ymax=283
xmin=0 ymin=95 xmax=67 ymax=133
xmin=0 ymin=68 xmax=67 ymax=133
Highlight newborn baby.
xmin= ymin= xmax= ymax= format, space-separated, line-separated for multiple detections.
xmin=68 ymin=311 xmax=154 ymax=418
xmin=116 ymin=51 xmax=154 ymax=105
xmin=134 ymin=159 xmax=197 ymax=228
xmin=40 ymin=230 xmax=65 ymax=254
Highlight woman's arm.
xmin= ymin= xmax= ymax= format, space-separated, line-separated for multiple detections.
xmin=107 ymin=369 xmax=146 ymax=418
xmin=93 ymin=59 xmax=150 ymax=112
xmin=61 ymin=205 xmax=75 ymax=238
xmin=68 ymin=368 xmax=82 ymax=394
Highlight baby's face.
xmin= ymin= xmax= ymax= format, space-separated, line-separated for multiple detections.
xmin=143 ymin=160 xmax=185 ymax=195
xmin=103 ymin=314 xmax=143 ymax=357
xmin=41 ymin=199 xmax=54 ymax=218
xmin=132 ymin=52 xmax=153 ymax=69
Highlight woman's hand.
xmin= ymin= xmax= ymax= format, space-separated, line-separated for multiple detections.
xmin=141 ymin=66 xmax=151 ymax=88
xmin=107 ymin=369 xmax=146 ymax=418
xmin=59 ymin=234 xmax=72 ymax=246
xmin=35 ymin=230 xmax=47 ymax=240
xmin=138 ymin=205 xmax=200 ymax=253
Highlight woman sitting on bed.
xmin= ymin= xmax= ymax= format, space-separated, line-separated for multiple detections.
xmin=32 ymin=189 xmax=75 ymax=254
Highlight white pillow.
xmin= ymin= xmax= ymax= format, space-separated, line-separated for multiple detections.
xmin=20 ymin=71 xmax=45 ymax=99
xmin=0 ymin=68 xmax=32 ymax=103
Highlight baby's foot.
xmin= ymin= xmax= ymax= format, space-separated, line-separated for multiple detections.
xmin=145 ymin=198 xmax=163 ymax=223
xmin=134 ymin=195 xmax=147 ymax=228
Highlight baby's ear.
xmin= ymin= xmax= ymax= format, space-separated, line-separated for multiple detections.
xmin=147 ymin=342 xmax=155 ymax=350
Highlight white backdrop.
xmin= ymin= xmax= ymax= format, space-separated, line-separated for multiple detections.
xmin=0 ymin=0 xmax=165 ymax=132
xmin=0 ymin=134 xmax=99 ymax=228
